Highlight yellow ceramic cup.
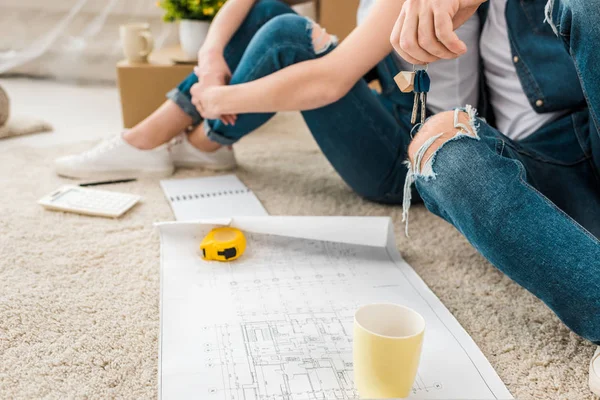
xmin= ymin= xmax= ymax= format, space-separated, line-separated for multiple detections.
xmin=353 ymin=303 xmax=425 ymax=399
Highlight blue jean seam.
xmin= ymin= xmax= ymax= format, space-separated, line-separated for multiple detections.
xmin=494 ymin=138 xmax=506 ymax=157
xmin=343 ymin=85 xmax=400 ymax=163
xmin=570 ymin=111 xmax=592 ymax=158
xmin=513 ymin=157 xmax=600 ymax=245
xmin=503 ymin=140 xmax=590 ymax=166
xmin=569 ymin=47 xmax=600 ymax=150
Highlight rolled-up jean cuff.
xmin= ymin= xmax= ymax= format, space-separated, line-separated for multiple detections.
xmin=166 ymin=88 xmax=202 ymax=125
xmin=203 ymin=119 xmax=237 ymax=145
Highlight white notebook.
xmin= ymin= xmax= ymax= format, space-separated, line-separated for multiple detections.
xmin=160 ymin=175 xmax=268 ymax=221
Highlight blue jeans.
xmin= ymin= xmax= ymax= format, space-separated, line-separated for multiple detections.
xmin=410 ymin=0 xmax=600 ymax=344
xmin=168 ymin=0 xmax=600 ymax=344
xmin=167 ymin=0 xmax=414 ymax=202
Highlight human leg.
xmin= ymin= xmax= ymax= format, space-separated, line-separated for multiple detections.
xmin=127 ymin=0 xmax=297 ymax=149
xmin=200 ymin=14 xmax=338 ymax=147
xmin=299 ymin=83 xmax=413 ymax=201
xmin=197 ymin=14 xmax=413 ymax=200
xmin=546 ymin=0 xmax=600 ymax=174
xmin=405 ymin=108 xmax=600 ymax=344
xmin=54 ymin=0 xmax=295 ymax=179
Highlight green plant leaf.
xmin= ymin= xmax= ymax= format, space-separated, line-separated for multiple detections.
xmin=159 ymin=0 xmax=226 ymax=21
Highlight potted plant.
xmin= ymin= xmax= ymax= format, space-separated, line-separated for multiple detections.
xmin=159 ymin=0 xmax=226 ymax=59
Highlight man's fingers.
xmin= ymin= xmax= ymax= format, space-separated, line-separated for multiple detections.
xmin=393 ymin=10 xmax=426 ymax=64
xmin=395 ymin=47 xmax=428 ymax=65
xmin=433 ymin=11 xmax=467 ymax=56
xmin=219 ymin=115 xmax=236 ymax=126
xmin=418 ymin=11 xmax=456 ymax=60
xmin=399 ymin=6 xmax=438 ymax=64
xmin=390 ymin=9 xmax=404 ymax=55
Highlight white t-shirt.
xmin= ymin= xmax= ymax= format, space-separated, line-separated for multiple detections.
xmin=479 ymin=0 xmax=564 ymax=140
xmin=359 ymin=0 xmax=563 ymax=140
xmin=357 ymin=0 xmax=480 ymax=115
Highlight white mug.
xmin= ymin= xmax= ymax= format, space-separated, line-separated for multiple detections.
xmin=120 ymin=23 xmax=154 ymax=63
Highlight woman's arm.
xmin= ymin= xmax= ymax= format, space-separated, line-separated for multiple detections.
xmin=200 ymin=0 xmax=256 ymax=56
xmin=195 ymin=0 xmax=406 ymax=118
xmin=202 ymin=0 xmax=310 ymax=55
xmin=196 ymin=0 xmax=257 ymax=124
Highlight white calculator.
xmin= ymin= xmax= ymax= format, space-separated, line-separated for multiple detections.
xmin=38 ymin=185 xmax=141 ymax=218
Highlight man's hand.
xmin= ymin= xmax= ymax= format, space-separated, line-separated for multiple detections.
xmin=192 ymin=50 xmax=237 ymax=125
xmin=390 ymin=0 xmax=485 ymax=65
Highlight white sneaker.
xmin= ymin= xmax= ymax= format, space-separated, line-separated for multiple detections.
xmin=590 ymin=347 xmax=600 ymax=396
xmin=54 ymin=134 xmax=174 ymax=180
xmin=169 ymin=133 xmax=237 ymax=171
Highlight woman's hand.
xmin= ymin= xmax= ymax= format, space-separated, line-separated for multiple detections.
xmin=193 ymin=50 xmax=237 ymax=125
xmin=390 ymin=0 xmax=485 ymax=65
xmin=190 ymin=85 xmax=224 ymax=121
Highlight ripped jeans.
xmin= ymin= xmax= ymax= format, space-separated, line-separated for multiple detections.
xmin=167 ymin=0 xmax=415 ymax=201
xmin=401 ymin=0 xmax=600 ymax=345
xmin=405 ymin=105 xmax=600 ymax=344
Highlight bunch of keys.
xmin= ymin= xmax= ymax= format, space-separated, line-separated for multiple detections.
xmin=394 ymin=65 xmax=430 ymax=125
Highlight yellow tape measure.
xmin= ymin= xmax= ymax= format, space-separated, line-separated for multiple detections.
xmin=200 ymin=227 xmax=246 ymax=262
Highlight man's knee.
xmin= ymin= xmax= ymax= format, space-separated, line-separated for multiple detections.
xmin=407 ymin=109 xmax=477 ymax=173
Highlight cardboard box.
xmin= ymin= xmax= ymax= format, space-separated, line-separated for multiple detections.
xmin=117 ymin=47 xmax=194 ymax=128
xmin=317 ymin=0 xmax=360 ymax=41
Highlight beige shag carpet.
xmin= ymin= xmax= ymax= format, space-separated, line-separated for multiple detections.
xmin=0 ymin=115 xmax=52 ymax=140
xmin=0 ymin=112 xmax=597 ymax=399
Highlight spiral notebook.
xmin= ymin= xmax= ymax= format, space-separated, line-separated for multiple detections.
xmin=160 ymin=175 xmax=268 ymax=221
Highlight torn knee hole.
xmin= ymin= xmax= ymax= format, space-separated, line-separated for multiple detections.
xmin=310 ymin=22 xmax=335 ymax=54
xmin=402 ymin=105 xmax=479 ymax=237
xmin=408 ymin=107 xmax=478 ymax=173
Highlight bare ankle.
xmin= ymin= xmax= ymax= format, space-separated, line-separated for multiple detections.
xmin=187 ymin=124 xmax=222 ymax=152
xmin=123 ymin=129 xmax=163 ymax=150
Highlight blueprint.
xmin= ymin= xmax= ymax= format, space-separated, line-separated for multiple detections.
xmin=157 ymin=217 xmax=512 ymax=400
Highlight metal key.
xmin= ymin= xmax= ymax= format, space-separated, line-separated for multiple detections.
xmin=395 ymin=65 xmax=430 ymax=126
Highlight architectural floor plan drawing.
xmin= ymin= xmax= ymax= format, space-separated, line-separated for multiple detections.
xmin=158 ymin=217 xmax=513 ymax=400
xmin=203 ymin=312 xmax=357 ymax=400
xmin=201 ymin=313 xmax=444 ymax=400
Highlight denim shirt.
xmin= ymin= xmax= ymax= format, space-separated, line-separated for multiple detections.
xmin=478 ymin=0 xmax=585 ymax=116
xmin=377 ymin=0 xmax=586 ymax=124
